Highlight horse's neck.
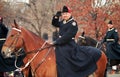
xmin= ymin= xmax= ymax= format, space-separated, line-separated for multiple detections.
xmin=21 ymin=28 xmax=45 ymax=52
xmin=85 ymin=36 xmax=97 ymax=46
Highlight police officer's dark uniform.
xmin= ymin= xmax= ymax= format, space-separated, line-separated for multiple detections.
xmin=0 ymin=16 xmax=8 ymax=76
xmin=103 ymin=21 xmax=120 ymax=64
xmin=52 ymin=6 xmax=101 ymax=77
xmin=0 ymin=18 xmax=8 ymax=40
xmin=0 ymin=17 xmax=8 ymax=49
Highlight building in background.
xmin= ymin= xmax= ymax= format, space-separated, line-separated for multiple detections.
xmin=3 ymin=0 xmax=29 ymax=4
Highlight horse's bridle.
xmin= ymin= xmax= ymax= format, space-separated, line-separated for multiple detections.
xmin=3 ymin=30 xmax=24 ymax=57
xmin=3 ymin=28 xmax=54 ymax=76
xmin=78 ymin=35 xmax=86 ymax=44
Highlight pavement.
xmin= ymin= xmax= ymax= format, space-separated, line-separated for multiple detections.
xmin=108 ymin=74 xmax=120 ymax=77
xmin=107 ymin=67 xmax=120 ymax=77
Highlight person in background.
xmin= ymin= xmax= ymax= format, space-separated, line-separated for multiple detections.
xmin=0 ymin=16 xmax=8 ymax=77
xmin=0 ymin=16 xmax=8 ymax=39
xmin=51 ymin=6 xmax=101 ymax=77
xmin=102 ymin=20 xmax=120 ymax=73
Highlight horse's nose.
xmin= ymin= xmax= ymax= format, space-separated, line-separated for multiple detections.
xmin=1 ymin=51 xmax=6 ymax=58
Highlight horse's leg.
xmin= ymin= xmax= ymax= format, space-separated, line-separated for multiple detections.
xmin=94 ymin=51 xmax=107 ymax=77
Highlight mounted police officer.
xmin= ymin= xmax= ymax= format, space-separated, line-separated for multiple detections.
xmin=0 ymin=16 xmax=8 ymax=41
xmin=102 ymin=20 xmax=120 ymax=71
xmin=103 ymin=20 xmax=120 ymax=59
xmin=0 ymin=16 xmax=8 ymax=52
xmin=0 ymin=16 xmax=8 ymax=76
xmin=51 ymin=6 xmax=101 ymax=77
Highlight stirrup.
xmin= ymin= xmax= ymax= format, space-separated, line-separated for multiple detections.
xmin=14 ymin=69 xmax=24 ymax=77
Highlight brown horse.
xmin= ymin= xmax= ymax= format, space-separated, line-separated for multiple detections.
xmin=2 ymin=21 xmax=57 ymax=77
xmin=77 ymin=32 xmax=120 ymax=74
xmin=77 ymin=33 xmax=106 ymax=53
xmin=1 ymin=21 xmax=107 ymax=77
xmin=77 ymin=32 xmax=120 ymax=66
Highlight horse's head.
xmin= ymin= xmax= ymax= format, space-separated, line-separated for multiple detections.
xmin=1 ymin=20 xmax=23 ymax=58
xmin=77 ymin=32 xmax=97 ymax=47
xmin=77 ymin=31 xmax=87 ymax=46
xmin=77 ymin=35 xmax=87 ymax=46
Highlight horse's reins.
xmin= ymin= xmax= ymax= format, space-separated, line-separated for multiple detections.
xmin=33 ymin=45 xmax=53 ymax=75
xmin=79 ymin=35 xmax=102 ymax=49
xmin=15 ymin=44 xmax=54 ymax=57
xmin=15 ymin=41 xmax=47 ymax=70
xmin=4 ymin=28 xmax=54 ymax=74
xmin=95 ymin=42 xmax=99 ymax=48
xmin=15 ymin=41 xmax=54 ymax=73
xmin=95 ymin=41 xmax=104 ymax=49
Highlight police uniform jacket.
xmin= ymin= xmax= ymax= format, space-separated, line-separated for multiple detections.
xmin=103 ymin=28 xmax=120 ymax=59
xmin=0 ymin=23 xmax=8 ymax=48
xmin=52 ymin=15 xmax=101 ymax=77
xmin=0 ymin=23 xmax=8 ymax=38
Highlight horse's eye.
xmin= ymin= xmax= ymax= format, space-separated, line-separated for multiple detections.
xmin=11 ymin=35 xmax=14 ymax=37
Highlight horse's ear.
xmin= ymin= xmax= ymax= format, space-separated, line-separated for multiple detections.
xmin=14 ymin=19 xmax=19 ymax=29
xmin=11 ymin=20 xmax=19 ymax=29
xmin=81 ymin=31 xmax=85 ymax=37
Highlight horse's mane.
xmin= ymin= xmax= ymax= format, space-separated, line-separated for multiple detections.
xmin=21 ymin=27 xmax=45 ymax=46
xmin=85 ymin=36 xmax=97 ymax=45
xmin=77 ymin=35 xmax=98 ymax=47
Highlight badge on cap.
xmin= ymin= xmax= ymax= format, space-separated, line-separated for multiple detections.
xmin=115 ymin=29 xmax=118 ymax=32
xmin=72 ymin=22 xmax=76 ymax=26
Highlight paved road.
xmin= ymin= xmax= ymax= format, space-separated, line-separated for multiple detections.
xmin=108 ymin=74 xmax=120 ymax=77
xmin=107 ymin=67 xmax=120 ymax=77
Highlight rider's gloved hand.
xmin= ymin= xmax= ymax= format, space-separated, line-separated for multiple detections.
xmin=50 ymin=41 xmax=57 ymax=46
xmin=55 ymin=11 xmax=61 ymax=17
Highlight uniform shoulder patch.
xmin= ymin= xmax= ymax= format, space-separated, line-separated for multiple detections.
xmin=72 ymin=22 xmax=76 ymax=26
xmin=115 ymin=29 xmax=118 ymax=32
